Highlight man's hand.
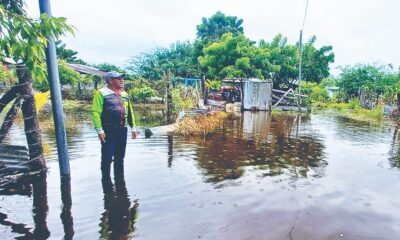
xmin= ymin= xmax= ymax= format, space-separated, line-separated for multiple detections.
xmin=98 ymin=133 xmax=106 ymax=142
xmin=132 ymin=131 xmax=137 ymax=139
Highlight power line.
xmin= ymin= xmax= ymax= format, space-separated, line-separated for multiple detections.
xmin=301 ymin=0 xmax=310 ymax=30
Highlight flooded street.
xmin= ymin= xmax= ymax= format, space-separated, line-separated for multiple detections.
xmin=1 ymin=110 xmax=400 ymax=239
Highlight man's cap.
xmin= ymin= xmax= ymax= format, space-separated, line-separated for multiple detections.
xmin=104 ymin=71 xmax=123 ymax=83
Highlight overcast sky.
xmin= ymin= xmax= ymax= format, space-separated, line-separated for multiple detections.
xmin=25 ymin=0 xmax=399 ymax=74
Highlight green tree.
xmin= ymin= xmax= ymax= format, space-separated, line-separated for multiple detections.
xmin=55 ymin=40 xmax=86 ymax=64
xmin=196 ymin=11 xmax=244 ymax=42
xmin=33 ymin=60 xmax=81 ymax=91
xmin=259 ymin=34 xmax=297 ymax=89
xmin=301 ymin=36 xmax=334 ymax=83
xmin=199 ymin=33 xmax=270 ymax=80
xmin=0 ymin=1 xmax=74 ymax=81
xmin=128 ymin=41 xmax=198 ymax=80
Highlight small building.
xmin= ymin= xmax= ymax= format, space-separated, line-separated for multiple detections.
xmin=243 ymin=79 xmax=273 ymax=111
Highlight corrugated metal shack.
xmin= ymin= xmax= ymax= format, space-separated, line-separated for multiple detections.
xmin=243 ymin=79 xmax=273 ymax=111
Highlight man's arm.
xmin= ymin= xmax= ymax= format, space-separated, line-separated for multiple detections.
xmin=91 ymin=90 xmax=105 ymax=141
xmin=127 ymin=98 xmax=137 ymax=139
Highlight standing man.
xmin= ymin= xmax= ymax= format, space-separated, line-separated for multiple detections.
xmin=91 ymin=71 xmax=137 ymax=179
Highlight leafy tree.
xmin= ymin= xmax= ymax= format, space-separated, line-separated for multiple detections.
xmin=337 ymin=63 xmax=400 ymax=103
xmin=128 ymin=41 xmax=199 ymax=80
xmin=301 ymin=36 xmax=334 ymax=83
xmin=0 ymin=1 xmax=74 ymax=81
xmin=196 ymin=11 xmax=244 ymax=42
xmin=55 ymin=40 xmax=86 ymax=64
xmin=130 ymin=85 xmax=158 ymax=103
xmin=198 ymin=33 xmax=269 ymax=80
xmin=259 ymin=34 xmax=296 ymax=88
xmin=33 ymin=60 xmax=81 ymax=91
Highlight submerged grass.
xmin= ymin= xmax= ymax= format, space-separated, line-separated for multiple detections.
xmin=175 ymin=112 xmax=229 ymax=136
xmin=311 ymin=101 xmax=385 ymax=123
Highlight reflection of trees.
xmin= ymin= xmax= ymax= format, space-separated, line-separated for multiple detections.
xmin=0 ymin=173 xmax=74 ymax=239
xmin=99 ymin=175 xmax=139 ymax=239
xmin=186 ymin=112 xmax=326 ymax=183
xmin=135 ymin=108 xmax=167 ymax=128
xmin=389 ymin=126 xmax=400 ymax=168
xmin=0 ymin=173 xmax=50 ymax=239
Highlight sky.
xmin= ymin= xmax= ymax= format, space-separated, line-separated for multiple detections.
xmin=25 ymin=0 xmax=399 ymax=75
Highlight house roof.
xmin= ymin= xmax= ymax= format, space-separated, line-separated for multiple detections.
xmin=66 ymin=63 xmax=106 ymax=76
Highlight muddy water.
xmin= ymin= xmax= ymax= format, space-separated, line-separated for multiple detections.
xmin=1 ymin=111 xmax=400 ymax=239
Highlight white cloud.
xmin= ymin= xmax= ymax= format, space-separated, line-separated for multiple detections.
xmin=25 ymin=0 xmax=400 ymax=72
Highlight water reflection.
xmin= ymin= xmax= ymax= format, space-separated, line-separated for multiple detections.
xmin=389 ymin=125 xmax=400 ymax=168
xmin=0 ymin=173 xmax=75 ymax=240
xmin=99 ymin=174 xmax=139 ymax=239
xmin=185 ymin=112 xmax=326 ymax=183
xmin=60 ymin=177 xmax=74 ymax=240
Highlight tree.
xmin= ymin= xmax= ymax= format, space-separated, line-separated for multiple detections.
xmin=337 ymin=63 xmax=398 ymax=101
xmin=128 ymin=41 xmax=199 ymax=80
xmin=196 ymin=11 xmax=244 ymax=42
xmin=259 ymin=34 xmax=297 ymax=89
xmin=0 ymin=0 xmax=74 ymax=169
xmin=55 ymin=40 xmax=86 ymax=64
xmin=198 ymin=33 xmax=269 ymax=80
xmin=301 ymin=36 xmax=334 ymax=83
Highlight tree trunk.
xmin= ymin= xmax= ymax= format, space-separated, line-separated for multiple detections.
xmin=0 ymin=85 xmax=20 ymax=113
xmin=16 ymin=65 xmax=46 ymax=170
xmin=0 ymin=97 xmax=22 ymax=143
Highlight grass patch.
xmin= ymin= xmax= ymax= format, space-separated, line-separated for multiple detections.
xmin=310 ymin=100 xmax=385 ymax=123
xmin=175 ymin=112 xmax=229 ymax=136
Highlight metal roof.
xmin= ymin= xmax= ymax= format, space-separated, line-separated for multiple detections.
xmin=66 ymin=63 xmax=106 ymax=76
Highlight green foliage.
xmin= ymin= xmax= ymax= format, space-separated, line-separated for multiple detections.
xmin=128 ymin=12 xmax=335 ymax=91
xmin=337 ymin=64 xmax=399 ymax=101
xmin=128 ymin=41 xmax=199 ymax=80
xmin=205 ymin=79 xmax=222 ymax=90
xmin=199 ymin=33 xmax=269 ymax=80
xmin=33 ymin=60 xmax=81 ymax=91
xmin=0 ymin=4 xmax=74 ymax=81
xmin=348 ymin=97 xmax=361 ymax=110
xmin=172 ymin=84 xmax=198 ymax=111
xmin=55 ymin=40 xmax=86 ymax=64
xmin=301 ymin=36 xmax=335 ymax=83
xmin=196 ymin=11 xmax=244 ymax=42
xmin=301 ymin=82 xmax=329 ymax=104
xmin=130 ymin=85 xmax=158 ymax=103
xmin=0 ymin=64 xmax=16 ymax=86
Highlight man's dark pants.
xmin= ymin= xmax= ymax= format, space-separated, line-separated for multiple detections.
xmin=101 ymin=126 xmax=128 ymax=178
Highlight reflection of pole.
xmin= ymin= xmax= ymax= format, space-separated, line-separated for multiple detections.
xmin=32 ymin=172 xmax=50 ymax=239
xmin=167 ymin=135 xmax=173 ymax=168
xmin=60 ymin=177 xmax=74 ymax=239
xmin=38 ymin=0 xmax=70 ymax=177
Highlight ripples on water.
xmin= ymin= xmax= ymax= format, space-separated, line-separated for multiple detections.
xmin=1 ymin=110 xmax=400 ymax=239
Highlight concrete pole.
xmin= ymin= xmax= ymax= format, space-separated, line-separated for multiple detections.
xmin=39 ymin=0 xmax=70 ymax=177
xmin=297 ymin=30 xmax=303 ymax=109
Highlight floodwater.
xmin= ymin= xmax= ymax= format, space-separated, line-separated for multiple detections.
xmin=1 ymin=109 xmax=400 ymax=239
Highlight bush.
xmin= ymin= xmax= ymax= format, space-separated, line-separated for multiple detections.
xmin=172 ymin=84 xmax=198 ymax=111
xmin=130 ymin=85 xmax=158 ymax=103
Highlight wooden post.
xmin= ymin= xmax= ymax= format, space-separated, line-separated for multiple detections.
xmin=16 ymin=66 xmax=46 ymax=171
xmin=165 ymin=70 xmax=173 ymax=124
xmin=201 ymin=75 xmax=206 ymax=105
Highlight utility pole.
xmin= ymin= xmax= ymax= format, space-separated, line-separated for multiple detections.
xmin=297 ymin=30 xmax=303 ymax=109
xmin=297 ymin=0 xmax=309 ymax=110
xmin=39 ymin=0 xmax=70 ymax=177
